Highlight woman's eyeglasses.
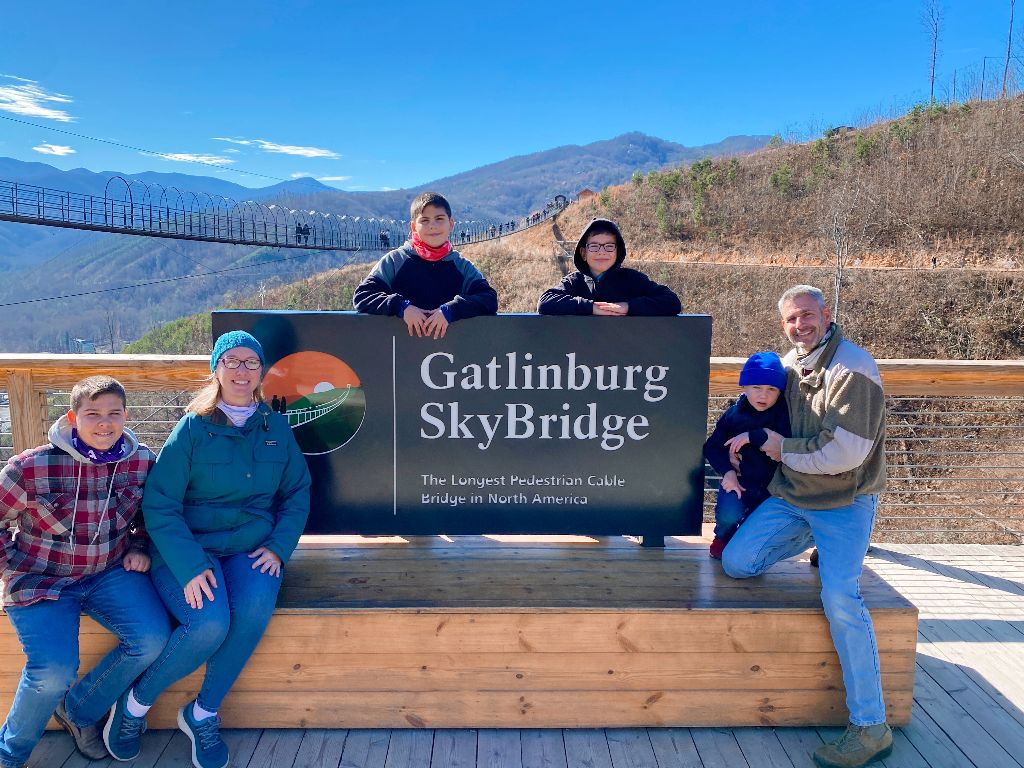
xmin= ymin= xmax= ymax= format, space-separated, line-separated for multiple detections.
xmin=219 ymin=357 xmax=262 ymax=370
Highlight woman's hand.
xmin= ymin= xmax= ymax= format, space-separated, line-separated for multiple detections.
xmin=249 ymin=547 xmax=283 ymax=577
xmin=183 ymin=569 xmax=217 ymax=609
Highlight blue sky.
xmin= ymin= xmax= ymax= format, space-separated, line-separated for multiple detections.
xmin=0 ymin=0 xmax=1018 ymax=190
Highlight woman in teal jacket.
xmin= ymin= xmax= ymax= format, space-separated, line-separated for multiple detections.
xmin=105 ymin=331 xmax=310 ymax=768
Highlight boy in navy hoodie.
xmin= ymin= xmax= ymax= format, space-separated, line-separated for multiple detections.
xmin=354 ymin=192 xmax=498 ymax=339
xmin=703 ymin=352 xmax=791 ymax=558
xmin=537 ymin=218 xmax=680 ymax=316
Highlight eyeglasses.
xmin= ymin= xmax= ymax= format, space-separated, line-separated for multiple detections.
xmin=219 ymin=357 xmax=262 ymax=370
xmin=586 ymin=243 xmax=617 ymax=253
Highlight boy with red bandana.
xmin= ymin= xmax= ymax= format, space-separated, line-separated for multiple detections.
xmin=354 ymin=192 xmax=498 ymax=338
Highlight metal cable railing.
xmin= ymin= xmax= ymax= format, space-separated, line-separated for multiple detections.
xmin=3 ymin=387 xmax=1020 ymax=544
xmin=703 ymin=394 xmax=1024 ymax=544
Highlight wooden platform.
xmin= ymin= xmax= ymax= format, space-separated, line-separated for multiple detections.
xmin=0 ymin=534 xmax=917 ymax=732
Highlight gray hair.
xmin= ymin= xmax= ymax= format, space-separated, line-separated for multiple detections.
xmin=777 ymin=285 xmax=826 ymax=315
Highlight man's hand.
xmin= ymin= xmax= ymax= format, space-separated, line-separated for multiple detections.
xmin=592 ymin=301 xmax=629 ymax=316
xmin=724 ymin=432 xmax=751 ymax=457
xmin=720 ymin=469 xmax=745 ymax=498
xmin=422 ymin=309 xmax=450 ymax=339
xmin=402 ymin=306 xmax=430 ymax=337
xmin=122 ymin=550 xmax=150 ymax=573
xmin=760 ymin=429 xmax=784 ymax=461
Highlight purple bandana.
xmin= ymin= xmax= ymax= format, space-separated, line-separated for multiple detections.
xmin=71 ymin=429 xmax=126 ymax=464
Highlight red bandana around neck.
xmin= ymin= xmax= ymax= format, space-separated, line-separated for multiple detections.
xmin=410 ymin=231 xmax=452 ymax=262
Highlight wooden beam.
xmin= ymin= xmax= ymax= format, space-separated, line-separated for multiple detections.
xmin=5 ymin=370 xmax=48 ymax=453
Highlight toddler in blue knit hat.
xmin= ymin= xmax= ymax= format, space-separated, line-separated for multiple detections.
xmin=702 ymin=351 xmax=791 ymax=559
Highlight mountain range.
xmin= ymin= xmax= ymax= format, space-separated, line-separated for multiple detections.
xmin=0 ymin=131 xmax=770 ymax=351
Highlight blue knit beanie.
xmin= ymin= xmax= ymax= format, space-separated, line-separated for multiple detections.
xmin=210 ymin=331 xmax=265 ymax=372
xmin=738 ymin=351 xmax=787 ymax=391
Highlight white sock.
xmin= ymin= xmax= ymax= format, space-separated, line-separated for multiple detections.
xmin=125 ymin=689 xmax=150 ymax=718
xmin=193 ymin=701 xmax=217 ymax=721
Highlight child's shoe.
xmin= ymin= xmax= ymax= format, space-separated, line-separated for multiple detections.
xmin=54 ymin=697 xmax=108 ymax=760
xmin=709 ymin=536 xmax=727 ymax=559
xmin=103 ymin=689 xmax=147 ymax=761
xmin=178 ymin=701 xmax=229 ymax=768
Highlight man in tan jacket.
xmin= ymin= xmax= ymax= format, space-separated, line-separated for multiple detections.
xmin=722 ymin=285 xmax=890 ymax=768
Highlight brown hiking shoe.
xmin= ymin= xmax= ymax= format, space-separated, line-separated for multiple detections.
xmin=54 ymin=699 xmax=109 ymax=760
xmin=813 ymin=724 xmax=893 ymax=768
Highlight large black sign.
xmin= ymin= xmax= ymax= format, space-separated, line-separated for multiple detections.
xmin=212 ymin=312 xmax=711 ymax=537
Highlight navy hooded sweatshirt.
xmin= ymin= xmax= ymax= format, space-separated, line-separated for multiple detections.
xmin=537 ymin=218 xmax=681 ymax=316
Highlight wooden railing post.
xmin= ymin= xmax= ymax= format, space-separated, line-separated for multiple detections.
xmin=7 ymin=370 xmax=49 ymax=454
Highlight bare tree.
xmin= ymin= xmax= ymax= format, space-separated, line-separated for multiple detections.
xmin=1002 ymin=0 xmax=1017 ymax=98
xmin=922 ymin=0 xmax=943 ymax=103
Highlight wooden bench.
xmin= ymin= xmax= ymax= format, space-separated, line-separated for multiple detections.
xmin=0 ymin=534 xmax=917 ymax=729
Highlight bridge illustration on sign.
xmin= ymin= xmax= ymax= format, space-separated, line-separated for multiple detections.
xmin=282 ymin=386 xmax=352 ymax=428
xmin=263 ymin=351 xmax=367 ymax=455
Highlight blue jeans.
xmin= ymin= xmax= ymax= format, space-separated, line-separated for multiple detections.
xmin=0 ymin=565 xmax=170 ymax=767
xmin=721 ymin=494 xmax=885 ymax=726
xmin=133 ymin=552 xmax=282 ymax=712
xmin=713 ymin=487 xmax=747 ymax=538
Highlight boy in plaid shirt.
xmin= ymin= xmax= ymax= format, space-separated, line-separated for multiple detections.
xmin=0 ymin=376 xmax=170 ymax=767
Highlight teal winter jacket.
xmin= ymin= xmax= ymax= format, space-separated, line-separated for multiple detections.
xmin=142 ymin=404 xmax=311 ymax=588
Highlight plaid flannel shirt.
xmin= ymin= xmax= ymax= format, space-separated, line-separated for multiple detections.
xmin=0 ymin=442 xmax=155 ymax=607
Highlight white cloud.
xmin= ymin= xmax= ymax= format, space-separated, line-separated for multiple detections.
xmin=318 ymin=175 xmax=352 ymax=182
xmin=213 ymin=136 xmax=340 ymax=158
xmin=32 ymin=143 xmax=76 ymax=156
xmin=0 ymin=76 xmax=75 ymax=122
xmin=154 ymin=152 xmax=235 ymax=166
xmin=290 ymin=172 xmax=314 ymax=178
xmin=223 ymin=148 xmax=241 ymax=154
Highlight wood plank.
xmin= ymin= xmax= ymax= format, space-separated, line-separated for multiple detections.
xmin=339 ymin=729 xmax=391 ymax=768
xmin=9 ymin=611 xmax=916 ymax=656
xmin=293 ymin=729 xmax=350 ymax=768
xmin=880 ymin=728 xmax=932 ymax=768
xmin=733 ymin=728 xmax=797 ymax=768
xmin=520 ymin=729 xmax=568 ymax=768
xmin=24 ymin=730 xmax=76 ymax=768
xmin=116 ymin=730 xmax=177 ymax=768
xmin=563 ymin=730 xmax=612 ymax=768
xmin=772 ymin=727 xmax=823 ymax=768
xmin=690 ymin=728 xmax=750 ymax=768
xmin=912 ymin=665 xmax=1019 ymax=768
xmin=605 ymin=728 xmax=657 ymax=768
xmin=478 ymin=729 xmax=522 ymax=768
xmin=248 ymin=729 xmax=305 ymax=768
xmin=4 ymin=651 xmax=908 ymax=694
xmin=221 ymin=728 xmax=264 ymax=768
xmin=431 ymin=730 xmax=478 ymax=768
xmin=646 ymin=728 xmax=703 ymax=768
xmin=896 ymin=703 xmax=974 ymax=768
xmin=383 ymin=729 xmax=435 ymax=768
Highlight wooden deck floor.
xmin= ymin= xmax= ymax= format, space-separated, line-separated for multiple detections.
xmin=23 ymin=542 xmax=1024 ymax=768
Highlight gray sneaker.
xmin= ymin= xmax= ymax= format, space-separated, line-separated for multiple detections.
xmin=814 ymin=723 xmax=893 ymax=768
xmin=53 ymin=698 xmax=109 ymax=760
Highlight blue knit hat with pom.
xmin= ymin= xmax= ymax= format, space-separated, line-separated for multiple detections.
xmin=210 ymin=331 xmax=265 ymax=372
xmin=738 ymin=351 xmax=787 ymax=391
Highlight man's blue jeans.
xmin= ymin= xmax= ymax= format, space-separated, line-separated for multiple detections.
xmin=0 ymin=566 xmax=170 ymax=767
xmin=721 ymin=494 xmax=886 ymax=726
xmin=133 ymin=552 xmax=282 ymax=712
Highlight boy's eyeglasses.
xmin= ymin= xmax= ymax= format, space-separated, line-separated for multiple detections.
xmin=219 ymin=358 xmax=262 ymax=370
xmin=586 ymin=243 xmax=617 ymax=253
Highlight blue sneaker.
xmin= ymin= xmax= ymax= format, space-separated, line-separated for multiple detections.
xmin=177 ymin=702 xmax=229 ymax=768
xmin=102 ymin=690 xmax=147 ymax=761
